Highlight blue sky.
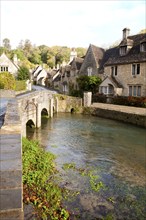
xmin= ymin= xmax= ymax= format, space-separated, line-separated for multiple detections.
xmin=0 ymin=0 xmax=145 ymax=49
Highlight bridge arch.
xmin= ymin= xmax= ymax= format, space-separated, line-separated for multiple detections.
xmin=41 ymin=108 xmax=49 ymax=116
xmin=26 ymin=119 xmax=35 ymax=128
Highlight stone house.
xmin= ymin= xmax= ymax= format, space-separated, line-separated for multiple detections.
xmin=32 ymin=65 xmax=48 ymax=86
xmin=99 ymin=28 xmax=146 ymax=97
xmin=52 ymin=49 xmax=83 ymax=94
xmin=0 ymin=53 xmax=19 ymax=77
xmin=79 ymin=44 xmax=104 ymax=77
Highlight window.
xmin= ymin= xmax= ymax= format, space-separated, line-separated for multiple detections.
xmin=87 ymin=67 xmax=92 ymax=76
xmin=129 ymin=85 xmax=141 ymax=96
xmin=132 ymin=64 xmax=140 ymax=76
xmin=129 ymin=86 xmax=132 ymax=96
xmin=120 ymin=46 xmax=127 ymax=56
xmin=111 ymin=66 xmax=117 ymax=76
xmin=140 ymin=42 xmax=146 ymax=52
xmin=0 ymin=66 xmax=8 ymax=72
xmin=100 ymin=86 xmax=107 ymax=94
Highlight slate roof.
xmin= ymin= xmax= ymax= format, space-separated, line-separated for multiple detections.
xmin=101 ymin=76 xmax=123 ymax=88
xmin=103 ymin=33 xmax=146 ymax=66
xmin=91 ymin=44 xmax=105 ymax=67
xmin=70 ymin=57 xmax=83 ymax=70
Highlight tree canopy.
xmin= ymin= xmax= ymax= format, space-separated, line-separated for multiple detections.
xmin=77 ymin=75 xmax=102 ymax=95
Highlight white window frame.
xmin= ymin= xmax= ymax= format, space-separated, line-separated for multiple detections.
xmin=0 ymin=66 xmax=8 ymax=72
xmin=132 ymin=63 xmax=140 ymax=76
xmin=128 ymin=85 xmax=141 ymax=97
xmin=111 ymin=66 xmax=117 ymax=76
xmin=87 ymin=67 xmax=92 ymax=76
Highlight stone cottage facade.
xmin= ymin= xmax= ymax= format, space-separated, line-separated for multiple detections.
xmin=99 ymin=28 xmax=146 ymax=97
xmin=53 ymin=50 xmax=83 ymax=94
xmin=0 ymin=53 xmax=19 ymax=77
xmin=32 ymin=65 xmax=48 ymax=86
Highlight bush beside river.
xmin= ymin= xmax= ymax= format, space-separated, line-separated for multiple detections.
xmin=22 ymin=137 xmax=70 ymax=220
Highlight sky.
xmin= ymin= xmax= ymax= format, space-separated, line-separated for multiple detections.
xmin=0 ymin=0 xmax=145 ymax=49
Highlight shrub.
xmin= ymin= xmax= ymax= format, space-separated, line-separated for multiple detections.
xmin=22 ymin=138 xmax=70 ymax=219
xmin=17 ymin=66 xmax=30 ymax=80
xmin=112 ymin=96 xmax=146 ymax=107
xmin=15 ymin=80 xmax=26 ymax=91
xmin=0 ymin=71 xmax=16 ymax=90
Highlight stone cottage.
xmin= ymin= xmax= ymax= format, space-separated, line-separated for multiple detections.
xmin=53 ymin=49 xmax=83 ymax=94
xmin=99 ymin=28 xmax=146 ymax=97
xmin=79 ymin=44 xmax=104 ymax=77
xmin=0 ymin=53 xmax=19 ymax=77
xmin=32 ymin=65 xmax=48 ymax=86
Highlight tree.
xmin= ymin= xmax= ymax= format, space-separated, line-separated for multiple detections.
xmin=0 ymin=72 xmax=16 ymax=89
xmin=77 ymin=75 xmax=102 ymax=96
xmin=76 ymin=47 xmax=87 ymax=57
xmin=17 ymin=66 xmax=30 ymax=80
xmin=3 ymin=38 xmax=11 ymax=50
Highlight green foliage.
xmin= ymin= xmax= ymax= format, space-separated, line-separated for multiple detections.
xmin=0 ymin=71 xmax=16 ymax=89
xmin=62 ymin=163 xmax=104 ymax=193
xmin=22 ymin=138 xmax=70 ymax=219
xmin=76 ymin=47 xmax=87 ymax=57
xmin=15 ymin=80 xmax=26 ymax=91
xmin=28 ymin=47 xmax=42 ymax=64
xmin=17 ymin=65 xmax=30 ymax=80
xmin=3 ymin=38 xmax=11 ymax=50
xmin=77 ymin=75 xmax=102 ymax=95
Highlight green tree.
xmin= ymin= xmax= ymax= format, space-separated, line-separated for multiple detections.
xmin=0 ymin=72 xmax=16 ymax=89
xmin=76 ymin=47 xmax=87 ymax=57
xmin=77 ymin=75 xmax=102 ymax=96
xmin=17 ymin=66 xmax=30 ymax=80
xmin=28 ymin=49 xmax=41 ymax=64
xmin=3 ymin=38 xmax=11 ymax=50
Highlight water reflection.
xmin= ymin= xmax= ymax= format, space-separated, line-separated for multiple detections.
xmin=27 ymin=113 xmax=146 ymax=219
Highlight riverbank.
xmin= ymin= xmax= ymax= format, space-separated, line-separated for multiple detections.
xmin=83 ymin=103 xmax=146 ymax=128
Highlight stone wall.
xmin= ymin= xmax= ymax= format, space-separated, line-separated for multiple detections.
xmin=55 ymin=94 xmax=83 ymax=113
xmin=0 ymin=99 xmax=23 ymax=220
xmin=83 ymin=105 xmax=146 ymax=128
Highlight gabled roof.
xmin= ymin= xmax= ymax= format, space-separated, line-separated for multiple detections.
xmin=90 ymin=44 xmax=105 ymax=67
xmin=0 ymin=53 xmax=19 ymax=70
xmin=104 ymin=33 xmax=146 ymax=66
xmin=100 ymin=76 xmax=123 ymax=88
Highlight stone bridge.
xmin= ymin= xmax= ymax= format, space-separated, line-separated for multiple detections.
xmin=17 ymin=91 xmax=56 ymax=137
xmin=16 ymin=91 xmax=82 ymax=136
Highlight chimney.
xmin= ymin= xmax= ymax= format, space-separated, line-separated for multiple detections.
xmin=13 ymin=54 xmax=18 ymax=66
xmin=122 ymin=28 xmax=130 ymax=39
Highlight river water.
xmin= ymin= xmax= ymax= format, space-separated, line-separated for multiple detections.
xmin=27 ymin=113 xmax=146 ymax=220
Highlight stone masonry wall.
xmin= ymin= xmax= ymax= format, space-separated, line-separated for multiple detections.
xmin=56 ymin=94 xmax=83 ymax=113
xmin=83 ymin=105 xmax=146 ymax=128
xmin=0 ymin=98 xmax=23 ymax=220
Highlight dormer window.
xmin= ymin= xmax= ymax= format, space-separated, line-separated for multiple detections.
xmin=140 ymin=41 xmax=146 ymax=52
xmin=120 ymin=46 xmax=127 ymax=56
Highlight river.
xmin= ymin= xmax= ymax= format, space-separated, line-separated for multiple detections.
xmin=27 ymin=113 xmax=146 ymax=220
